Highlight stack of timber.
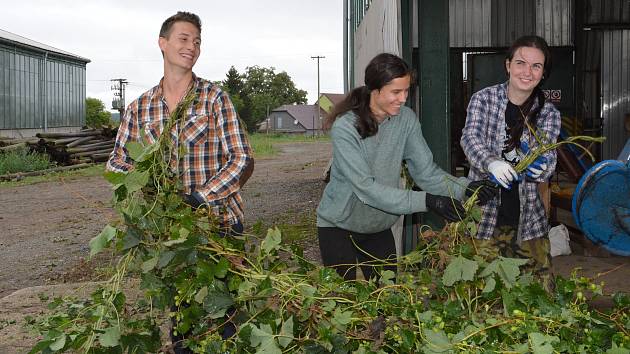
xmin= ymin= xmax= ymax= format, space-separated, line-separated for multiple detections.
xmin=0 ymin=127 xmax=117 ymax=165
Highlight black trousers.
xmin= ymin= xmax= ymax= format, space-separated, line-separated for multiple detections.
xmin=171 ymin=221 xmax=243 ymax=353
xmin=317 ymin=226 xmax=397 ymax=281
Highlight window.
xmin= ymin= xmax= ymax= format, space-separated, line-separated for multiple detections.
xmin=276 ymin=116 xmax=282 ymax=129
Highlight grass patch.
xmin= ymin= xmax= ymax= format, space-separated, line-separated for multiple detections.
xmin=249 ymin=210 xmax=317 ymax=245
xmin=0 ymin=163 xmax=106 ymax=188
xmin=249 ymin=133 xmax=329 ymax=158
xmin=0 ymin=147 xmax=53 ymax=175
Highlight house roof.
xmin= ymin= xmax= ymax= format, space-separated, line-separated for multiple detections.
xmin=320 ymin=93 xmax=346 ymax=106
xmin=316 ymin=93 xmax=346 ymax=114
xmin=272 ymin=104 xmax=320 ymax=129
xmin=0 ymin=28 xmax=90 ymax=63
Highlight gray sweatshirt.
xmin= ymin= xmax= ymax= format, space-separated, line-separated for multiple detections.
xmin=316 ymin=106 xmax=469 ymax=234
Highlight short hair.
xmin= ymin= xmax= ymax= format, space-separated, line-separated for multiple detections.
xmin=159 ymin=11 xmax=201 ymax=38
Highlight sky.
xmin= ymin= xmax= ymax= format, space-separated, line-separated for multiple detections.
xmin=1 ymin=0 xmax=344 ymax=112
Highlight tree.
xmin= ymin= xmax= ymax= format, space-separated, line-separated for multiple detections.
xmin=85 ymin=98 xmax=112 ymax=128
xmin=219 ymin=66 xmax=307 ymax=133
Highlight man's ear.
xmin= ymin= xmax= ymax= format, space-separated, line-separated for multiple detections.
xmin=158 ymin=37 xmax=166 ymax=51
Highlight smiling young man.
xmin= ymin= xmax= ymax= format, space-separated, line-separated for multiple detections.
xmin=316 ymin=53 xmax=497 ymax=282
xmin=106 ymin=11 xmax=253 ymax=351
xmin=108 ymin=11 xmax=252 ymax=230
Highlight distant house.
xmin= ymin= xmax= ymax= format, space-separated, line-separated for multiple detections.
xmin=260 ymin=93 xmax=345 ymax=136
xmin=0 ymin=29 xmax=90 ymax=138
xmin=316 ymin=93 xmax=346 ymax=116
xmin=263 ymin=104 xmax=321 ymax=136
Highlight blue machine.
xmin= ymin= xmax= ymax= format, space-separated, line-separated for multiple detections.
xmin=572 ymin=156 xmax=630 ymax=256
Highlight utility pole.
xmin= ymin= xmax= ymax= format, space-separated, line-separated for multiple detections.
xmin=110 ymin=78 xmax=128 ymax=118
xmin=311 ymin=55 xmax=325 ymax=136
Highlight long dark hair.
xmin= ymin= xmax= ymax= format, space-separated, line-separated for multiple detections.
xmin=324 ymin=53 xmax=414 ymax=139
xmin=505 ymin=35 xmax=552 ymax=150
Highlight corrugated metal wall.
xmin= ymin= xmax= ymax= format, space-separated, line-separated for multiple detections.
xmin=576 ymin=29 xmax=600 ymax=132
xmin=0 ymin=45 xmax=86 ymax=130
xmin=449 ymin=0 xmax=573 ymax=47
xmin=585 ymin=0 xmax=630 ymax=24
xmin=600 ymin=30 xmax=630 ymax=160
xmin=353 ymin=0 xmax=401 ymax=87
xmin=535 ymin=0 xmax=573 ymax=46
xmin=449 ymin=0 xmax=492 ymax=47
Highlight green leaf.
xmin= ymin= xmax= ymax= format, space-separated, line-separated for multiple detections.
xmin=124 ymin=170 xmax=150 ymax=194
xmin=214 ymin=257 xmax=229 ymax=279
xmin=120 ymin=229 xmax=140 ymax=250
xmin=480 ymin=257 xmax=528 ymax=289
xmin=442 ymin=256 xmax=478 ymax=286
xmin=125 ymin=141 xmax=145 ymax=161
xmin=380 ymin=270 xmax=395 ymax=285
xmin=157 ymin=251 xmax=175 ymax=269
xmin=261 ymin=227 xmax=282 ymax=255
xmin=249 ymin=324 xmax=282 ymax=354
xmin=103 ymin=170 xmax=126 ymax=186
xmin=99 ymin=326 xmax=121 ymax=347
xmin=29 ymin=339 xmax=53 ymax=354
xmin=417 ymin=310 xmax=433 ymax=323
xmin=529 ymin=332 xmax=558 ymax=354
xmin=422 ymin=328 xmax=452 ymax=353
xmin=141 ymin=256 xmax=159 ymax=273
xmin=606 ymin=344 xmax=630 ymax=354
xmin=469 ymin=206 xmax=482 ymax=222
xmin=482 ymin=277 xmax=496 ymax=293
xmin=203 ymin=285 xmax=234 ymax=319
xmin=278 ymin=316 xmax=294 ymax=348
xmin=49 ymin=334 xmax=66 ymax=351
xmin=237 ymin=280 xmax=256 ymax=297
xmin=89 ymin=225 xmax=117 ymax=256
xmin=194 ymin=286 xmax=208 ymax=304
xmin=331 ymin=309 xmax=352 ymax=331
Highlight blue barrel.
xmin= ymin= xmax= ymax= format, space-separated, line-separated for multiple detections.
xmin=572 ymin=160 xmax=630 ymax=256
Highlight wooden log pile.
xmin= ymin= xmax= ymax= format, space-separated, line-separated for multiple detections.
xmin=0 ymin=127 xmax=117 ymax=166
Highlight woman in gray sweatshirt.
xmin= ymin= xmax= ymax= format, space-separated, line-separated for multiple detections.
xmin=316 ymin=53 xmax=497 ymax=281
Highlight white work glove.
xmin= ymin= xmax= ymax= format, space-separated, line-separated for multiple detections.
xmin=526 ymin=161 xmax=548 ymax=179
xmin=487 ymin=160 xmax=518 ymax=189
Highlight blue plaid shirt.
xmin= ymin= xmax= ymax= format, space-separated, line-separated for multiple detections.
xmin=460 ymin=82 xmax=561 ymax=241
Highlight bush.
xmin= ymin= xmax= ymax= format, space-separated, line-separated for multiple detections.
xmin=0 ymin=148 xmax=52 ymax=175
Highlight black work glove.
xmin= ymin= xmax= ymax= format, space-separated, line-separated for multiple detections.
xmin=465 ymin=180 xmax=500 ymax=205
xmin=425 ymin=193 xmax=466 ymax=222
xmin=180 ymin=191 xmax=206 ymax=209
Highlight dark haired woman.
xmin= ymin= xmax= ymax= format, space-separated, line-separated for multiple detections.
xmin=316 ymin=53 xmax=497 ymax=281
xmin=460 ymin=36 xmax=561 ymax=287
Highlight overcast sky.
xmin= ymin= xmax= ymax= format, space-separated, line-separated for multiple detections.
xmin=1 ymin=0 xmax=344 ymax=112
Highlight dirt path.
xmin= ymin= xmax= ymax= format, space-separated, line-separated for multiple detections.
xmin=0 ymin=141 xmax=332 ymax=298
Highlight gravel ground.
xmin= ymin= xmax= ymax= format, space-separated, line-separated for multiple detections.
xmin=0 ymin=141 xmax=332 ymax=298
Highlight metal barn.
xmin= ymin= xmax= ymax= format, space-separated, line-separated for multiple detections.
xmin=0 ymin=29 xmax=90 ymax=138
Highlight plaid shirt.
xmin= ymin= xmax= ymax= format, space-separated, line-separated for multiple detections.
xmin=106 ymin=74 xmax=252 ymax=226
xmin=461 ymin=82 xmax=561 ymax=241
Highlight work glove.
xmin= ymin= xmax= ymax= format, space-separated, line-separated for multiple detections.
xmin=487 ymin=160 xmax=519 ymax=189
xmin=426 ymin=193 xmax=466 ymax=222
xmin=520 ymin=141 xmax=548 ymax=179
xmin=181 ymin=191 xmax=206 ymax=209
xmin=465 ymin=180 xmax=500 ymax=205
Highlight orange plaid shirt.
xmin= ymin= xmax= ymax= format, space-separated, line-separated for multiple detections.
xmin=107 ymin=74 xmax=252 ymax=226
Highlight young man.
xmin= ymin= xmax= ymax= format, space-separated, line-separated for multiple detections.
xmin=107 ymin=11 xmax=253 ymax=234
